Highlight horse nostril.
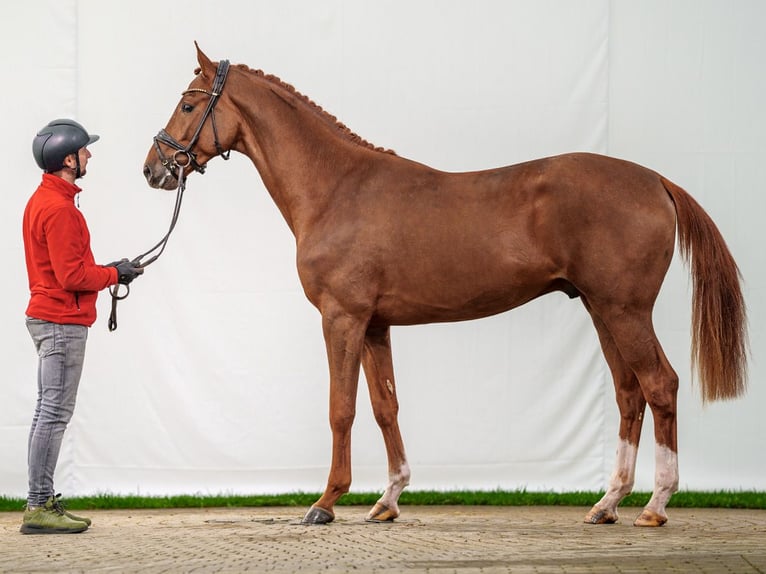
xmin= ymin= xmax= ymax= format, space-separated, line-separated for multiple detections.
xmin=143 ymin=165 xmax=151 ymax=181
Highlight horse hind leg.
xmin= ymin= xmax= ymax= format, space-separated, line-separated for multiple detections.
xmin=595 ymin=304 xmax=680 ymax=527
xmin=584 ymin=311 xmax=647 ymax=525
xmin=361 ymin=325 xmax=410 ymax=522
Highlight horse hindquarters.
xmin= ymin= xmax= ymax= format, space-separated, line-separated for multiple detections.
xmin=582 ymin=175 xmax=747 ymax=527
xmin=563 ymin=171 xmax=681 ymax=525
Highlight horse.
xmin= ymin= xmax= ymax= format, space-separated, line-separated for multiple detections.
xmin=143 ymin=44 xmax=748 ymax=527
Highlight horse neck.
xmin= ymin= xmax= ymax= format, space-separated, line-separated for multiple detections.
xmin=231 ymin=76 xmax=369 ymax=235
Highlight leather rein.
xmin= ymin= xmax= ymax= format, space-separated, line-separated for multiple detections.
xmin=108 ymin=59 xmax=231 ymax=331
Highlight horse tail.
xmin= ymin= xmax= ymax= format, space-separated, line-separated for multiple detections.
xmin=661 ymin=176 xmax=748 ymax=403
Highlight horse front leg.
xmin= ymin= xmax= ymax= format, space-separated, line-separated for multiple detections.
xmin=302 ymin=311 xmax=367 ymax=525
xmin=361 ymin=326 xmax=410 ymax=522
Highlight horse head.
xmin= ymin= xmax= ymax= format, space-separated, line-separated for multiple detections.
xmin=143 ymin=43 xmax=236 ymax=190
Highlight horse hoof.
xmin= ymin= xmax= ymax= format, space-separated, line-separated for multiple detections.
xmin=301 ymin=505 xmax=335 ymax=525
xmin=633 ymin=509 xmax=667 ymax=527
xmin=365 ymin=502 xmax=399 ymax=523
xmin=584 ymin=506 xmax=618 ymax=524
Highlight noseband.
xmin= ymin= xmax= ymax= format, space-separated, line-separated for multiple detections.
xmin=109 ymin=59 xmax=231 ymax=332
xmin=153 ymin=59 xmax=232 ymax=176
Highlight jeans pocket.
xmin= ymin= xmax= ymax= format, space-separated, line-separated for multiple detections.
xmin=26 ymin=318 xmax=56 ymax=358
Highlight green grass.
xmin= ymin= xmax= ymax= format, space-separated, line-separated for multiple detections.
xmin=1 ymin=490 xmax=764 ymax=512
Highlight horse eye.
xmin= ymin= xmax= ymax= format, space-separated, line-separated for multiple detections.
xmin=181 ymin=103 xmax=194 ymax=113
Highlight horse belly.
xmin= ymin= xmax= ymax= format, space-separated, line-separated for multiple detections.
xmin=373 ymin=253 xmax=556 ymax=326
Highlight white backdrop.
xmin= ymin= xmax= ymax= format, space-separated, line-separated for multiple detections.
xmin=1 ymin=1 xmax=763 ymax=498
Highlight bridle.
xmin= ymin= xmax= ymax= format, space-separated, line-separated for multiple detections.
xmin=153 ymin=59 xmax=232 ymax=177
xmin=108 ymin=59 xmax=231 ymax=332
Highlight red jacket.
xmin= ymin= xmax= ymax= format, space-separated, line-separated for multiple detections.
xmin=23 ymin=173 xmax=118 ymax=326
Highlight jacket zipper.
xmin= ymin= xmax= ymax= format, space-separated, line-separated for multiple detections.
xmin=74 ymin=292 xmax=80 ymax=310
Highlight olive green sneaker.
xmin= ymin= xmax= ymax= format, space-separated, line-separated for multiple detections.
xmin=20 ymin=496 xmax=88 ymax=534
xmin=51 ymin=493 xmax=92 ymax=526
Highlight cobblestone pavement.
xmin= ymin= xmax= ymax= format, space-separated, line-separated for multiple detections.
xmin=1 ymin=505 xmax=764 ymax=573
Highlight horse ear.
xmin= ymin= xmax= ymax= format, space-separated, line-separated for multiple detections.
xmin=194 ymin=41 xmax=215 ymax=77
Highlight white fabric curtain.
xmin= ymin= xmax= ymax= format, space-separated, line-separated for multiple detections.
xmin=0 ymin=0 xmax=763 ymax=497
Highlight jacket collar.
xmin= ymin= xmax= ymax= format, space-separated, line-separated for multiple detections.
xmin=41 ymin=172 xmax=82 ymax=201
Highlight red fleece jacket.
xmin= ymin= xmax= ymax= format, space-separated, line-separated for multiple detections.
xmin=23 ymin=173 xmax=118 ymax=326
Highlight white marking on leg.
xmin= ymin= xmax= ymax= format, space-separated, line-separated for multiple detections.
xmin=596 ymin=439 xmax=637 ymax=513
xmin=645 ymin=443 xmax=678 ymax=516
xmin=377 ymin=462 xmax=411 ymax=513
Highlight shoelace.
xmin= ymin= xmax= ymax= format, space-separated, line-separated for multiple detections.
xmin=51 ymin=493 xmax=68 ymax=515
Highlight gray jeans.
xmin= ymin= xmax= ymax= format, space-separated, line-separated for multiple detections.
xmin=25 ymin=318 xmax=88 ymax=507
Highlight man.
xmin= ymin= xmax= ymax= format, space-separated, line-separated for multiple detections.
xmin=21 ymin=119 xmax=143 ymax=534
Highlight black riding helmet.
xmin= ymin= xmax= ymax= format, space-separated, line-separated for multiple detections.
xmin=32 ymin=119 xmax=99 ymax=174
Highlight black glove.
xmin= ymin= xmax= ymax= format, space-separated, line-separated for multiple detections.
xmin=115 ymin=259 xmax=144 ymax=285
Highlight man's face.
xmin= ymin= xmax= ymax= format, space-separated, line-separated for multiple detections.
xmin=75 ymin=147 xmax=91 ymax=177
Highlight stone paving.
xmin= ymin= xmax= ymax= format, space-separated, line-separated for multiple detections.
xmin=1 ymin=505 xmax=764 ymax=573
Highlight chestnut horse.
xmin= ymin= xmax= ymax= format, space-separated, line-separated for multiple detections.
xmin=143 ymin=46 xmax=747 ymax=527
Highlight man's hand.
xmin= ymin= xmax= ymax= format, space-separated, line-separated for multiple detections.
xmin=114 ymin=259 xmax=144 ymax=285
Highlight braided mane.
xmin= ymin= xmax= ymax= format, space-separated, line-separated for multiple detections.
xmin=235 ymin=64 xmax=396 ymax=156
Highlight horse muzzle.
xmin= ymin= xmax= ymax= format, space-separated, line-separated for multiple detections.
xmin=143 ymin=163 xmax=180 ymax=191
